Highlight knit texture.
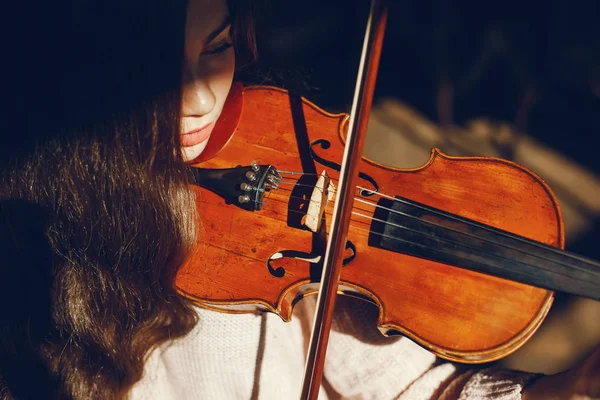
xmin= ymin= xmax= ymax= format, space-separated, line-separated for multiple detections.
xmin=129 ymin=297 xmax=542 ymax=399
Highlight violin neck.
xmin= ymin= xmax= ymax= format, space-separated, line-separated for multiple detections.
xmin=371 ymin=196 xmax=600 ymax=301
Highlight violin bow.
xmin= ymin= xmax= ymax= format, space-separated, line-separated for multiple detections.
xmin=300 ymin=1 xmax=388 ymax=398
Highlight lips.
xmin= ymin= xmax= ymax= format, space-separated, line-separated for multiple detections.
xmin=181 ymin=122 xmax=215 ymax=147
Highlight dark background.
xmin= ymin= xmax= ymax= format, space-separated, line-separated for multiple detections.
xmin=245 ymin=0 xmax=600 ymax=267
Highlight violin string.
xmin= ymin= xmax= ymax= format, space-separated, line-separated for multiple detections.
xmin=354 ymin=185 xmax=600 ymax=271
xmin=268 ymin=195 xmax=373 ymax=228
xmin=344 ymin=218 xmax=585 ymax=287
xmin=256 ymin=196 xmax=586 ymax=285
xmin=277 ymin=170 xmax=323 ymax=176
xmin=348 ymin=210 xmax=599 ymax=282
xmin=278 ymin=180 xmax=337 ymax=197
xmin=274 ymin=172 xmax=600 ymax=275
xmin=272 ymin=205 xmax=599 ymax=287
xmin=350 ymin=194 xmax=600 ymax=277
xmin=267 ymin=185 xmax=373 ymax=217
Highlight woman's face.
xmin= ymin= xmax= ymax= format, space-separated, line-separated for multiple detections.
xmin=181 ymin=0 xmax=235 ymax=162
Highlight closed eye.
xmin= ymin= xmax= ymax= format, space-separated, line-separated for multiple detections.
xmin=202 ymin=42 xmax=233 ymax=56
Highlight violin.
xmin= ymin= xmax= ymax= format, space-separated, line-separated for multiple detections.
xmin=179 ymin=79 xmax=600 ymax=351
xmin=176 ymin=1 xmax=600 ymax=398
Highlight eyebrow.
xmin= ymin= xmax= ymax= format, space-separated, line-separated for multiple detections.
xmin=207 ymin=15 xmax=232 ymax=43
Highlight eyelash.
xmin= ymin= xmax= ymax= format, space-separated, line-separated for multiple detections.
xmin=202 ymin=41 xmax=233 ymax=56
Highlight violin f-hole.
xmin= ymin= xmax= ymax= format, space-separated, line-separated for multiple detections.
xmin=309 ymin=139 xmax=379 ymax=196
xmin=266 ymin=240 xmax=356 ymax=278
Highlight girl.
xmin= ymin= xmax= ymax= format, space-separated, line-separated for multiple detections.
xmin=0 ymin=0 xmax=597 ymax=398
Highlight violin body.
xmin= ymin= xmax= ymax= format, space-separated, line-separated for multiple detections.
xmin=176 ymin=84 xmax=561 ymax=363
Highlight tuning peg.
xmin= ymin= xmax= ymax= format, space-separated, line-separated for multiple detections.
xmin=238 ymin=194 xmax=250 ymax=204
xmin=245 ymin=171 xmax=257 ymax=181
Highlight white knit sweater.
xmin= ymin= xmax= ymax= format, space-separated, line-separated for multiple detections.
xmin=129 ymin=296 xmax=541 ymax=399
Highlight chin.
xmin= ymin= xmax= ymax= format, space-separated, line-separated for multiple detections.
xmin=182 ymin=140 xmax=209 ymax=163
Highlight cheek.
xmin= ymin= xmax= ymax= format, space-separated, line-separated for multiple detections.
xmin=211 ymin=52 xmax=236 ymax=108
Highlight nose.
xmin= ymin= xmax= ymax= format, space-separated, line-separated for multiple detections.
xmin=181 ymin=64 xmax=216 ymax=117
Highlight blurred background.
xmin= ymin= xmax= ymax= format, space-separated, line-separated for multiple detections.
xmin=242 ymin=0 xmax=600 ymax=374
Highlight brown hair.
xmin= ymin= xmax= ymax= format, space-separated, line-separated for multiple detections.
xmin=230 ymin=0 xmax=259 ymax=70
xmin=0 ymin=0 xmax=255 ymax=399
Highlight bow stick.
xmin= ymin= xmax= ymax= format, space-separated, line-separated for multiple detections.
xmin=300 ymin=1 xmax=388 ymax=398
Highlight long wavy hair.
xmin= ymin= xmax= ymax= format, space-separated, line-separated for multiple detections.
xmin=0 ymin=0 xmax=255 ymax=398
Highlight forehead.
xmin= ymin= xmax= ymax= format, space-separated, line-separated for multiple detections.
xmin=185 ymin=0 xmax=229 ymax=50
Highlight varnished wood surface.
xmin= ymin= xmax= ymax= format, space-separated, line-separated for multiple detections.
xmin=176 ymin=85 xmax=561 ymax=363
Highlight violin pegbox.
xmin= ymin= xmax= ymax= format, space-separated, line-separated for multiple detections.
xmin=189 ymin=161 xmax=282 ymax=211
xmin=238 ymin=161 xmax=282 ymax=210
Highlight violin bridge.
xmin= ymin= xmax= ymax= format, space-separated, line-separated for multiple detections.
xmin=302 ymin=170 xmax=335 ymax=233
